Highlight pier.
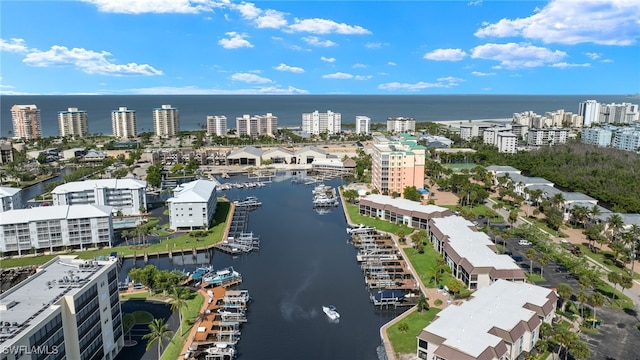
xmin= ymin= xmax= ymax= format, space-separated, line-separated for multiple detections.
xmin=214 ymin=197 xmax=262 ymax=255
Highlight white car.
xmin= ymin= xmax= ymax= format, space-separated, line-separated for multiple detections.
xmin=518 ymin=239 xmax=532 ymax=246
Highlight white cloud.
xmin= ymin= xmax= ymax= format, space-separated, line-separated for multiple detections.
xmin=128 ymin=85 xmax=308 ymax=95
xmin=423 ymin=48 xmax=467 ymax=61
xmin=323 ymin=72 xmax=353 ymax=79
xmin=352 ymin=63 xmax=367 ymax=69
xmin=23 ymin=45 xmax=163 ymax=76
xmin=219 ymin=32 xmax=254 ymax=49
xmin=274 ymin=63 xmax=305 ymax=73
xmin=231 ymin=2 xmax=287 ymax=29
xmin=378 ymin=77 xmax=463 ymax=91
xmin=601 ymin=58 xmax=614 ymax=63
xmin=302 ymin=36 xmax=337 ymax=47
xmin=471 ymin=42 xmax=567 ymax=68
xmin=388 ymin=61 xmax=397 ymax=66
xmin=584 ymin=52 xmax=601 ymax=60
xmin=471 ymin=71 xmax=496 ymax=76
xmin=0 ymin=38 xmax=29 ymax=53
xmin=365 ymin=42 xmax=387 ymax=49
xmin=468 ymin=0 xmax=483 ymax=5
xmin=83 ymin=0 xmax=222 ymax=14
xmin=230 ymin=72 xmax=272 ymax=83
xmin=288 ymin=18 xmax=371 ymax=34
xmin=550 ymin=62 xmax=591 ymax=68
xmin=474 ymin=0 xmax=640 ymax=45
xmin=354 ymin=75 xmax=373 ymax=80
xmin=320 ymin=56 xmax=336 ymax=63
xmin=233 ymin=2 xmax=261 ymax=19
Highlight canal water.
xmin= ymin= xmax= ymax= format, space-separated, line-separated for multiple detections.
xmin=119 ymin=172 xmax=402 ymax=360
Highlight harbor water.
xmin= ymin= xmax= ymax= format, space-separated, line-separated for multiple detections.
xmin=119 ymin=172 xmax=402 ymax=359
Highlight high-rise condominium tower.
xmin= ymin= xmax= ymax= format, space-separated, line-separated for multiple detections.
xmin=58 ymin=107 xmax=89 ymax=137
xmin=355 ymin=116 xmax=371 ymax=134
xmin=153 ymin=104 xmax=180 ymax=137
xmin=111 ymin=107 xmax=137 ymax=138
xmin=10 ymin=104 xmax=42 ymax=139
xmin=301 ymin=110 xmax=341 ymax=135
xmin=236 ymin=113 xmax=278 ymax=137
xmin=206 ymin=115 xmax=228 ymax=136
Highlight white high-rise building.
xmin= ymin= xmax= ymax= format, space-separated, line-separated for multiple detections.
xmin=578 ymin=100 xmax=600 ymax=127
xmin=301 ymin=110 xmax=341 ymax=135
xmin=0 ymin=256 xmax=124 ymax=360
xmin=111 ymin=106 xmax=137 ymax=138
xmin=207 ymin=115 xmax=228 ymax=136
xmin=236 ymin=113 xmax=278 ymax=137
xmin=153 ymin=104 xmax=180 ymax=137
xmin=355 ymin=116 xmax=370 ymax=134
xmin=10 ymin=104 xmax=42 ymax=140
xmin=386 ymin=117 xmax=415 ymax=133
xmin=58 ymin=107 xmax=89 ymax=137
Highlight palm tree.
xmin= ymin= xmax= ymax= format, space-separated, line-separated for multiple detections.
xmin=168 ymin=287 xmax=189 ymax=335
xmin=538 ymin=253 xmax=550 ymax=277
xmin=416 ymin=294 xmax=429 ymax=312
xmin=142 ymin=319 xmax=173 ymax=359
xmin=142 ymin=318 xmax=174 ymax=359
xmin=606 ymin=214 xmax=624 ymax=243
xmin=556 ymin=283 xmax=573 ymax=312
xmin=552 ymin=327 xmax=574 ymax=360
xmin=589 ymin=292 xmax=605 ymax=325
xmin=397 ymin=322 xmax=409 ymax=334
xmin=550 ymin=193 xmax=566 ymax=211
xmin=525 ymin=249 xmax=536 ymax=275
xmin=576 ymin=291 xmax=588 ymax=318
xmin=568 ymin=338 xmax=591 ymax=360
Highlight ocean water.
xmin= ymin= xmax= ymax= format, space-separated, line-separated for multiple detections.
xmin=118 ymin=174 xmax=402 ymax=360
xmin=1 ymin=94 xmax=635 ymax=137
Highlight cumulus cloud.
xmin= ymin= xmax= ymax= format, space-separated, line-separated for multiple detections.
xmin=230 ymin=72 xmax=272 ymax=83
xmin=352 ymin=63 xmax=367 ymax=69
xmin=288 ymin=18 xmax=371 ymax=34
xmin=128 ymin=85 xmax=308 ymax=95
xmin=83 ymin=0 xmax=223 ymax=14
xmin=423 ymin=48 xmax=467 ymax=61
xmin=322 ymin=72 xmax=353 ymax=79
xmin=354 ymin=75 xmax=373 ymax=80
xmin=388 ymin=61 xmax=397 ymax=66
xmin=474 ymin=0 xmax=640 ymax=45
xmin=468 ymin=0 xmax=483 ymax=5
xmin=584 ymin=52 xmax=601 ymax=60
xmin=302 ymin=36 xmax=337 ymax=47
xmin=365 ymin=42 xmax=386 ymax=49
xmin=378 ymin=76 xmax=463 ymax=91
xmin=274 ymin=63 xmax=305 ymax=73
xmin=231 ymin=2 xmax=288 ymax=29
xmin=219 ymin=32 xmax=253 ymax=49
xmin=470 ymin=42 xmax=567 ymax=68
xmin=23 ymin=45 xmax=163 ymax=76
xmin=471 ymin=71 xmax=496 ymax=76
xmin=0 ymin=38 xmax=30 ymax=53
xmin=550 ymin=62 xmax=591 ymax=68
xmin=320 ymin=56 xmax=336 ymax=63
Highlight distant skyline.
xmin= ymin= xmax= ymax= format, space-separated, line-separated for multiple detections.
xmin=1 ymin=0 xmax=639 ymax=95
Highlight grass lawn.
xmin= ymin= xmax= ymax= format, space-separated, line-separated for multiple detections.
xmin=132 ymin=310 xmax=154 ymax=324
xmin=403 ymin=247 xmax=440 ymax=286
xmin=527 ymin=273 xmax=546 ymax=283
xmin=522 ymin=217 xmax=566 ymax=238
xmin=387 ymin=307 xmax=440 ymax=355
xmin=594 ymin=281 xmax=634 ymax=311
xmin=345 ymin=204 xmax=411 ymax=235
xmin=577 ymin=245 xmax=640 ymax=280
xmin=0 ymin=200 xmax=231 ymax=269
xmin=161 ymin=290 xmax=204 ymax=360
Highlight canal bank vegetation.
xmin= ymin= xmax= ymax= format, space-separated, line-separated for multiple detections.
xmin=344 ymin=204 xmax=411 ymax=235
xmin=0 ymin=199 xmax=231 ymax=269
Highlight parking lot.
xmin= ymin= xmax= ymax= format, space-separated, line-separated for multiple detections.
xmin=499 ymin=237 xmax=640 ymax=360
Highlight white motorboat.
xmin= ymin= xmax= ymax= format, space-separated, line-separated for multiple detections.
xmin=322 ymin=305 xmax=340 ymax=321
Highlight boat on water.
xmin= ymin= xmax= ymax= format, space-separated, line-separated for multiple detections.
xmin=203 ymin=267 xmax=242 ymax=286
xmin=322 ymin=305 xmax=340 ymax=321
xmin=204 ymin=342 xmax=236 ymax=359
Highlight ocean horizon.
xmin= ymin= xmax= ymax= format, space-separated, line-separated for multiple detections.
xmin=2 ymin=94 xmax=636 ymax=138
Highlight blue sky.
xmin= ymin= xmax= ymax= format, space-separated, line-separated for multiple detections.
xmin=1 ymin=0 xmax=639 ymax=95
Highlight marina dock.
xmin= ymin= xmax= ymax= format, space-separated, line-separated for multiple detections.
xmin=214 ymin=196 xmax=262 ymax=254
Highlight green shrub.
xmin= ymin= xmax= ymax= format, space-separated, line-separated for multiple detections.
xmin=434 ymin=299 xmax=443 ymax=306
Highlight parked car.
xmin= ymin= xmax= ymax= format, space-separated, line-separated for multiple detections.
xmin=512 ymin=255 xmax=524 ymax=262
xmin=518 ymin=239 xmax=532 ymax=246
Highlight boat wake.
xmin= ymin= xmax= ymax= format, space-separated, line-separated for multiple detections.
xmin=280 ymin=261 xmax=319 ymax=321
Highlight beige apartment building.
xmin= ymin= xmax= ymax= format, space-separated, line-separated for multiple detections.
xmin=111 ymin=106 xmax=137 ymax=138
xmin=371 ymin=135 xmax=426 ymax=195
xmin=58 ymin=107 xmax=89 ymax=137
xmin=153 ymin=104 xmax=180 ymax=137
xmin=10 ymin=104 xmax=42 ymax=140
xmin=236 ymin=113 xmax=278 ymax=137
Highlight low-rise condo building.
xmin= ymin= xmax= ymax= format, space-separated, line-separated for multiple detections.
xmin=429 ymin=216 xmax=526 ymax=289
xmin=51 ymin=179 xmax=147 ymax=216
xmin=0 ymin=256 xmax=124 ymax=360
xmin=417 ymin=279 xmax=557 ymax=360
xmin=358 ymin=194 xmax=452 ymax=230
xmin=0 ymin=187 xmax=23 ymax=213
xmin=167 ymin=180 xmax=218 ymax=230
xmin=0 ymin=204 xmax=113 ymax=255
